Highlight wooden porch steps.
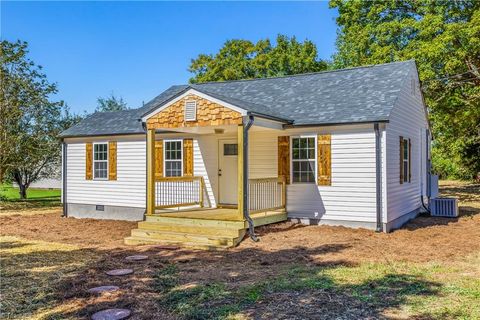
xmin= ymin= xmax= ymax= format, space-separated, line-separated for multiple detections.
xmin=124 ymin=214 xmax=247 ymax=248
xmin=124 ymin=210 xmax=287 ymax=249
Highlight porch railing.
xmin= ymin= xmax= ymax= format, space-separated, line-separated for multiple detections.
xmin=155 ymin=176 xmax=205 ymax=209
xmin=248 ymin=176 xmax=286 ymax=213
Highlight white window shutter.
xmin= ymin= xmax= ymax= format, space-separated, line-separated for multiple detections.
xmin=184 ymin=101 xmax=197 ymax=121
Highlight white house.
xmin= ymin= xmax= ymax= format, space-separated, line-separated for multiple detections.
xmin=60 ymin=60 xmax=432 ymax=248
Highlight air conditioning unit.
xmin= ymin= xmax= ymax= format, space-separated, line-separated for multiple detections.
xmin=430 ymin=198 xmax=458 ymax=217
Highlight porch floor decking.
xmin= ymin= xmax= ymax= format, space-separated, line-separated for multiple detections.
xmin=124 ymin=208 xmax=287 ymax=249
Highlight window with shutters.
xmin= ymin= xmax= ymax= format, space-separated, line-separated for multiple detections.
xmin=402 ymin=137 xmax=410 ymax=183
xmin=291 ymin=137 xmax=316 ymax=183
xmin=164 ymin=140 xmax=183 ymax=177
xmin=184 ymin=100 xmax=197 ymax=121
xmin=93 ymin=143 xmax=108 ymax=179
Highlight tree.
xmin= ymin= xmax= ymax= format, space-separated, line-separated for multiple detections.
xmin=329 ymin=0 xmax=480 ymax=179
xmin=189 ymin=34 xmax=329 ymax=83
xmin=95 ymin=94 xmax=129 ymax=112
xmin=0 ymin=40 xmax=74 ymax=199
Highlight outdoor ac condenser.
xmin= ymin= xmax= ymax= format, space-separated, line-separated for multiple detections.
xmin=430 ymin=198 xmax=458 ymax=217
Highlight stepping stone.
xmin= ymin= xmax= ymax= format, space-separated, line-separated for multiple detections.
xmin=125 ymin=255 xmax=148 ymax=261
xmin=105 ymin=269 xmax=133 ymax=276
xmin=87 ymin=285 xmax=120 ymax=294
xmin=91 ymin=308 xmax=131 ymax=320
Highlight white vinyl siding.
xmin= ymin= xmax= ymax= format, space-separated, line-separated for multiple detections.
xmin=385 ymin=68 xmax=429 ymax=222
xmin=249 ymin=126 xmax=380 ymax=224
xmin=65 ymin=136 xmax=146 ymax=208
xmin=286 ymin=128 xmax=379 ymax=223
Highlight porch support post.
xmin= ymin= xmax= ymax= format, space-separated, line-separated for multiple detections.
xmin=237 ymin=124 xmax=245 ymax=220
xmin=146 ymin=128 xmax=156 ymax=215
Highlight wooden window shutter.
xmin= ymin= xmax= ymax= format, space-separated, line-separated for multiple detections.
xmin=408 ymin=138 xmax=412 ymax=183
xmin=399 ymin=136 xmax=404 ymax=184
xmin=155 ymin=140 xmax=163 ymax=179
xmin=108 ymin=141 xmax=117 ymax=180
xmin=183 ymin=138 xmax=194 ymax=176
xmin=85 ymin=142 xmax=93 ymax=180
xmin=277 ymin=136 xmax=290 ymax=184
xmin=317 ymin=134 xmax=332 ymax=186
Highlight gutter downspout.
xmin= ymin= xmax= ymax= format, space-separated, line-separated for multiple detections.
xmin=243 ymin=114 xmax=258 ymax=242
xmin=421 ymin=128 xmax=431 ymax=214
xmin=142 ymin=121 xmax=148 ymax=220
xmin=374 ymin=123 xmax=383 ymax=232
xmin=61 ymin=141 xmax=67 ymax=217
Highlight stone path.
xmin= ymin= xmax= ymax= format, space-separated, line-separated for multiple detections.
xmin=125 ymin=255 xmax=148 ymax=261
xmin=90 ymin=253 xmax=151 ymax=319
xmin=105 ymin=269 xmax=133 ymax=276
xmin=88 ymin=286 xmax=120 ymax=294
xmin=91 ymin=308 xmax=131 ymax=320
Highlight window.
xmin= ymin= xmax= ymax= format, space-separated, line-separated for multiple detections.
xmin=403 ymin=138 xmax=410 ymax=183
xmin=93 ymin=143 xmax=108 ymax=179
xmin=164 ymin=140 xmax=182 ymax=177
xmin=223 ymin=144 xmax=238 ymax=156
xmin=292 ymin=137 xmax=316 ymax=183
xmin=184 ymin=100 xmax=197 ymax=121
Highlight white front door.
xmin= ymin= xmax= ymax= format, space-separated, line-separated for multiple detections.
xmin=219 ymin=139 xmax=238 ymax=205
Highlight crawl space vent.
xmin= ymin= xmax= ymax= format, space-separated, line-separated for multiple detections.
xmin=430 ymin=198 xmax=458 ymax=217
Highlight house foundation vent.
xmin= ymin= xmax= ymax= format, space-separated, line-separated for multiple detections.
xmin=430 ymin=198 xmax=458 ymax=217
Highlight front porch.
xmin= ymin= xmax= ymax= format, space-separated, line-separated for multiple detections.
xmin=124 ymin=174 xmax=287 ymax=248
xmin=125 ymin=89 xmax=290 ymax=248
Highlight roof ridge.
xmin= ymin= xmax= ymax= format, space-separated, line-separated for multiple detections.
xmin=190 ymin=60 xmax=415 ymax=85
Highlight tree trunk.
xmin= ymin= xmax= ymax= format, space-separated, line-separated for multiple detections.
xmin=18 ymin=184 xmax=27 ymax=199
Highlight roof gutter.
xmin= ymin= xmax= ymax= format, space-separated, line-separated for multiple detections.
xmin=59 ymin=131 xmax=146 ymax=139
xmin=247 ymin=111 xmax=292 ymax=124
xmin=283 ymin=119 xmax=389 ymax=129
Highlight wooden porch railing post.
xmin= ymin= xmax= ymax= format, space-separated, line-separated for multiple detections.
xmin=199 ymin=177 xmax=205 ymax=208
xmin=281 ymin=176 xmax=286 ymax=208
xmin=146 ymin=129 xmax=156 ymax=215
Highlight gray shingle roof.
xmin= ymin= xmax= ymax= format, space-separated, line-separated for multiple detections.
xmin=60 ymin=60 xmax=415 ymax=138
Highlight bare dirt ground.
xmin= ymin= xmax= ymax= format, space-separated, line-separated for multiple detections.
xmin=1 ymin=180 xmax=479 ymax=319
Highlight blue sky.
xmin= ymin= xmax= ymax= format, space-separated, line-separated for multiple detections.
xmin=2 ymin=1 xmax=338 ymax=114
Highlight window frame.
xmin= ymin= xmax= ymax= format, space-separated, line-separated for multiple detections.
xmin=223 ymin=143 xmax=238 ymax=156
xmin=290 ymin=135 xmax=317 ymax=184
xmin=402 ymin=137 xmax=410 ymax=183
xmin=92 ymin=142 xmax=109 ymax=180
xmin=163 ymin=139 xmax=183 ymax=177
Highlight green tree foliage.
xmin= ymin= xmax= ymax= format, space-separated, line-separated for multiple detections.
xmin=330 ymin=0 xmax=480 ymax=179
xmin=96 ymin=93 xmax=129 ymax=112
xmin=0 ymin=40 xmax=80 ymax=198
xmin=189 ymin=35 xmax=329 ymax=83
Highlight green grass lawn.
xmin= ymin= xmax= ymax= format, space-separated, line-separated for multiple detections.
xmin=0 ymin=183 xmax=61 ymax=211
